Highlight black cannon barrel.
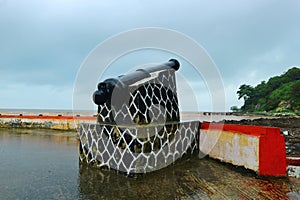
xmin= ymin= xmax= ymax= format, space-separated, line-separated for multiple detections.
xmin=142 ymin=58 xmax=180 ymax=73
xmin=116 ymin=70 xmax=151 ymax=87
xmin=93 ymin=59 xmax=180 ymax=106
xmin=118 ymin=59 xmax=180 ymax=86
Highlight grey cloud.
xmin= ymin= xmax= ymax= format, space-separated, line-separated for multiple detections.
xmin=0 ymin=0 xmax=299 ymax=110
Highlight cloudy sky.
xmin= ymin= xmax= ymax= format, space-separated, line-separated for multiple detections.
xmin=0 ymin=0 xmax=299 ymax=112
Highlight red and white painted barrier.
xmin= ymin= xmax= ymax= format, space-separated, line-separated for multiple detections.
xmin=200 ymin=122 xmax=287 ymax=176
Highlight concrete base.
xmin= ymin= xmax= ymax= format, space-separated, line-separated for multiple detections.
xmin=79 ymin=121 xmax=200 ymax=174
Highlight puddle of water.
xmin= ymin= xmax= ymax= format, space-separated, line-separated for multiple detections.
xmin=0 ymin=128 xmax=299 ymax=199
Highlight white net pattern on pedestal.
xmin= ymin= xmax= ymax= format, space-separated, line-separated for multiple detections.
xmin=79 ymin=121 xmax=199 ymax=174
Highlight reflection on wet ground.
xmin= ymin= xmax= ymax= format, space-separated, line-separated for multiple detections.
xmin=0 ymin=129 xmax=299 ymax=199
xmin=79 ymin=157 xmax=300 ymax=199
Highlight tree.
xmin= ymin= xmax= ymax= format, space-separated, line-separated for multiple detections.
xmin=237 ymin=67 xmax=300 ymax=112
xmin=290 ymin=80 xmax=300 ymax=111
xmin=237 ymin=84 xmax=253 ymax=100
xmin=284 ymin=67 xmax=300 ymax=82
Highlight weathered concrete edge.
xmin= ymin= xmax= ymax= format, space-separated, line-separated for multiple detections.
xmin=0 ymin=115 xmax=96 ymax=131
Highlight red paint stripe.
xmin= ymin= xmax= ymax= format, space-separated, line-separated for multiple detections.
xmin=286 ymin=156 xmax=300 ymax=166
xmin=201 ymin=122 xmax=273 ymax=136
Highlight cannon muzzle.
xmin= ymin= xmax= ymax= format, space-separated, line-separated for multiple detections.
xmin=93 ymin=78 xmax=118 ymax=105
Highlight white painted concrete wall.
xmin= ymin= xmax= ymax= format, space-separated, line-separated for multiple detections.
xmin=200 ymin=130 xmax=259 ymax=171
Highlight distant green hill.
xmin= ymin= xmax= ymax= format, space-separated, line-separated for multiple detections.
xmin=237 ymin=67 xmax=300 ymax=113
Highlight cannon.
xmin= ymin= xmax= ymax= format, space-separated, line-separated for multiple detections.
xmin=79 ymin=59 xmax=199 ymax=175
xmin=93 ymin=59 xmax=181 ymax=125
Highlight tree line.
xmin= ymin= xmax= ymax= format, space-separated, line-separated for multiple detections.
xmin=237 ymin=67 xmax=300 ymax=113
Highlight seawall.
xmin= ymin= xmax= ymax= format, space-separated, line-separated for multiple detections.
xmin=0 ymin=112 xmax=96 ymax=131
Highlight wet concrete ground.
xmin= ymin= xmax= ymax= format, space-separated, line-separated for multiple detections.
xmin=0 ymin=128 xmax=299 ymax=199
xmin=79 ymin=156 xmax=300 ymax=199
